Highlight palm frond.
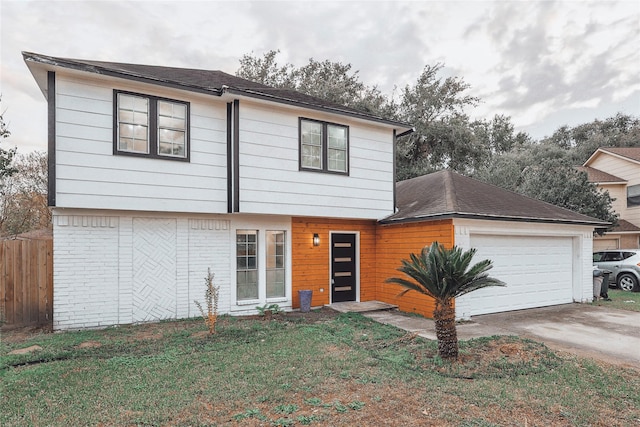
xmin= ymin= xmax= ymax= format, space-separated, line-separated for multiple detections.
xmin=386 ymin=241 xmax=505 ymax=302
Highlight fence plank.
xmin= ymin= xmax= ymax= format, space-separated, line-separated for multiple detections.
xmin=0 ymin=239 xmax=53 ymax=328
xmin=5 ymin=241 xmax=16 ymax=325
xmin=0 ymin=242 xmax=5 ymax=324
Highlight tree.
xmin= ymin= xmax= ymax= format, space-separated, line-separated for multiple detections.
xmin=473 ymin=128 xmax=620 ymax=225
xmin=237 ymin=50 xmax=395 ymax=117
xmin=542 ymin=113 xmax=640 ymax=164
xmin=0 ymin=151 xmax=50 ymax=236
xmin=386 ymin=242 xmax=505 ymax=360
xmin=0 ymin=97 xmax=17 ymax=180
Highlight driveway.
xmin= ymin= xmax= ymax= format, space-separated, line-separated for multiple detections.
xmin=365 ymin=303 xmax=640 ymax=370
xmin=470 ymin=304 xmax=640 ymax=370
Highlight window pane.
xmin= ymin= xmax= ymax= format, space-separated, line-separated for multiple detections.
xmin=328 ymin=125 xmax=347 ymax=149
xmin=118 ymin=94 xmax=149 ymax=154
xmin=302 ymin=145 xmax=322 ymax=169
xmin=302 ymin=120 xmax=322 ymax=146
xmin=328 ymin=148 xmax=347 ymax=172
xmin=237 ymin=230 xmax=259 ymax=301
xmin=157 ymin=100 xmax=187 ymax=158
xmin=628 ymin=184 xmax=640 ymax=207
xmin=266 ymin=231 xmax=286 ymax=298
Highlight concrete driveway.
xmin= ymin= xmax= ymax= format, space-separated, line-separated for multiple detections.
xmin=365 ymin=303 xmax=640 ymax=370
xmin=469 ymin=304 xmax=640 ymax=370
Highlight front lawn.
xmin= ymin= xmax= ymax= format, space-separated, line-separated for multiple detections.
xmin=594 ymin=288 xmax=640 ymax=312
xmin=1 ymin=310 xmax=639 ymax=426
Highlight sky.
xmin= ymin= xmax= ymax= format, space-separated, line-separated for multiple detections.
xmin=1 ymin=0 xmax=639 ymax=154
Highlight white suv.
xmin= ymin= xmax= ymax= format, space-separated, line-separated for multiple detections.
xmin=593 ymin=250 xmax=640 ymax=292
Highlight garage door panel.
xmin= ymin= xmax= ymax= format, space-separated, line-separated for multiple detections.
xmin=461 ymin=235 xmax=573 ymax=316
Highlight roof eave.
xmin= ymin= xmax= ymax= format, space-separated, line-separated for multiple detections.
xmin=223 ymin=87 xmax=413 ymax=131
xmin=379 ymin=211 xmax=609 ymax=227
xmin=23 ymin=51 xmax=226 ymax=97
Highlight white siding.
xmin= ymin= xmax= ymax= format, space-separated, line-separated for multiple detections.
xmin=590 ymin=154 xmax=640 ymax=226
xmin=54 ymin=74 xmax=228 ymax=213
xmin=237 ymin=102 xmax=394 ymax=219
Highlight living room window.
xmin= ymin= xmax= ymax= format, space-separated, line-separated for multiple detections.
xmin=114 ymin=91 xmax=189 ymax=161
xmin=266 ymin=231 xmax=286 ymax=298
xmin=236 ymin=230 xmax=258 ymax=301
xmin=299 ymin=118 xmax=348 ymax=174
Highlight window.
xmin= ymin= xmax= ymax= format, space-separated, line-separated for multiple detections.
xmin=300 ymin=118 xmax=348 ymax=174
xmin=236 ymin=230 xmax=258 ymax=300
xmin=114 ymin=91 xmax=189 ymax=161
xmin=266 ymin=231 xmax=286 ymax=298
xmin=627 ymin=184 xmax=640 ymax=207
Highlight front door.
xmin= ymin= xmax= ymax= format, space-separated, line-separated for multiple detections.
xmin=331 ymin=233 xmax=357 ymax=303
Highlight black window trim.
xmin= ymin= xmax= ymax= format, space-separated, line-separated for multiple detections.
xmin=298 ymin=117 xmax=349 ymax=175
xmin=113 ymin=89 xmax=190 ymax=162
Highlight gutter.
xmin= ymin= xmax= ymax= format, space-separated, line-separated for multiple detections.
xmin=23 ymin=51 xmax=226 ymax=97
xmin=378 ymin=211 xmax=610 ymax=227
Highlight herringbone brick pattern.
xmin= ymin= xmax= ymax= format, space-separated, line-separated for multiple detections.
xmin=132 ymin=218 xmax=177 ymax=322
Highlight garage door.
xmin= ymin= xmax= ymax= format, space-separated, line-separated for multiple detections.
xmin=593 ymin=238 xmax=619 ymax=251
xmin=458 ymin=235 xmax=574 ymax=316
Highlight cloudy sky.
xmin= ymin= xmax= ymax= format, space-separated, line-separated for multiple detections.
xmin=1 ymin=0 xmax=639 ymax=153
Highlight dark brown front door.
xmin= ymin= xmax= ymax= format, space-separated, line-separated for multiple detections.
xmin=331 ymin=233 xmax=357 ymax=303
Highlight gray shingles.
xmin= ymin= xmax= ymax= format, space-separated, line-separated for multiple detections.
xmin=382 ymin=170 xmax=608 ymax=226
xmin=22 ymin=51 xmax=411 ymax=129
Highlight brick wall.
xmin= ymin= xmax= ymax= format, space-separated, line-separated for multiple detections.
xmin=53 ymin=213 xmax=231 ymax=330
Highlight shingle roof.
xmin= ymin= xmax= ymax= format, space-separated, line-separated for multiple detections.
xmin=576 ymin=166 xmax=626 ymax=183
xmin=380 ymin=170 xmax=608 ymax=226
xmin=610 ymin=219 xmax=640 ymax=233
xmin=599 ymin=147 xmax=640 ymax=163
xmin=22 ymin=52 xmax=411 ymax=131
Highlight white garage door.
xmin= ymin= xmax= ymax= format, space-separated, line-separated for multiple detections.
xmin=459 ymin=235 xmax=574 ymax=316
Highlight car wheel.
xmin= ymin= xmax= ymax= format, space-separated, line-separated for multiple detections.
xmin=617 ymin=273 xmax=639 ymax=292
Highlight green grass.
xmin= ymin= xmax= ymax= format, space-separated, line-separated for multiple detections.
xmin=594 ymin=288 xmax=640 ymax=311
xmin=1 ymin=312 xmax=639 ymax=426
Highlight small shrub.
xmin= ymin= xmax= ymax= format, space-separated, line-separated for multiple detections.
xmin=194 ymin=268 xmax=220 ymax=335
xmin=256 ymin=303 xmax=283 ymax=317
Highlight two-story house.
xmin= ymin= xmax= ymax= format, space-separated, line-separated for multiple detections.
xmin=24 ymin=52 xmax=603 ymax=330
xmin=581 ymin=147 xmax=640 ymax=250
xmin=24 ymin=52 xmax=413 ymax=329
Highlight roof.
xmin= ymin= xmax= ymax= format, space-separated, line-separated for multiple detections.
xmin=576 ymin=166 xmax=626 ymax=184
xmin=609 ymin=219 xmax=640 ymax=233
xmin=584 ymin=146 xmax=640 ymax=167
xmin=22 ymin=51 xmax=412 ymax=132
xmin=380 ymin=170 xmax=608 ymax=226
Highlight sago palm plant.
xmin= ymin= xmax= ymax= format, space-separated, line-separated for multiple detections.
xmin=386 ymin=241 xmax=505 ymax=360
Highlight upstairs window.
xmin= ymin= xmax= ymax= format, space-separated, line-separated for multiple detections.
xmin=114 ymin=91 xmax=189 ymax=161
xmin=299 ymin=118 xmax=348 ymax=174
xmin=628 ymin=184 xmax=640 ymax=208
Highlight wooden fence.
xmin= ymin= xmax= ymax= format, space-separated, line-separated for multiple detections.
xmin=0 ymin=239 xmax=53 ymax=329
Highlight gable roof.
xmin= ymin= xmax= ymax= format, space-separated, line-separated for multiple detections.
xmin=576 ymin=166 xmax=626 ymax=184
xmin=611 ymin=219 xmax=640 ymax=233
xmin=22 ymin=51 xmax=412 ymax=132
xmin=380 ymin=170 xmax=608 ymax=226
xmin=584 ymin=147 xmax=640 ymax=167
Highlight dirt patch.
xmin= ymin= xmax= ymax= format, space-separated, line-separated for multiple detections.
xmin=1 ymin=325 xmax=51 ymax=344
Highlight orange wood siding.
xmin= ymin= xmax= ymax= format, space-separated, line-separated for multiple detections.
xmin=375 ymin=219 xmax=454 ymax=318
xmin=291 ymin=217 xmax=377 ymax=308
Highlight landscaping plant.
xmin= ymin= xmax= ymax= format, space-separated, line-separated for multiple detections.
xmin=194 ymin=268 xmax=220 ymax=335
xmin=386 ymin=241 xmax=505 ymax=360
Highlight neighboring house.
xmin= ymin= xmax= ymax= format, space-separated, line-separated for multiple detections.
xmin=581 ymin=147 xmax=640 ymax=250
xmin=379 ymin=171 xmax=607 ymax=318
xmin=24 ymin=52 xmax=604 ymax=330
